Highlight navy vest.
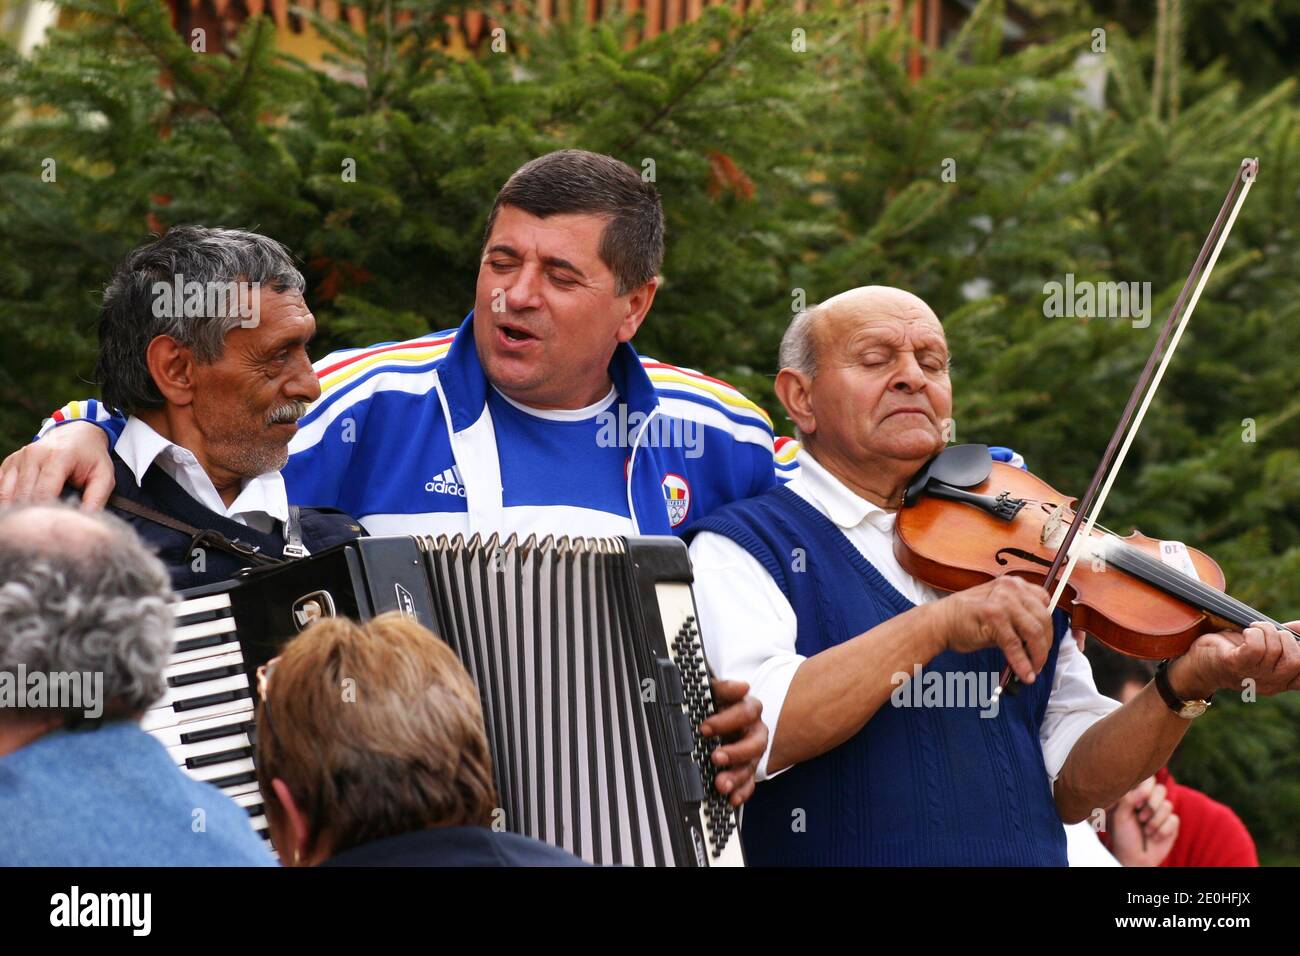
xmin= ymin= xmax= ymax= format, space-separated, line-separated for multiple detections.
xmin=688 ymin=485 xmax=1069 ymax=866
xmin=103 ymin=453 xmax=364 ymax=591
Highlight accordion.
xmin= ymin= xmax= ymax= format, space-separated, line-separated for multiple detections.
xmin=151 ymin=534 xmax=744 ymax=867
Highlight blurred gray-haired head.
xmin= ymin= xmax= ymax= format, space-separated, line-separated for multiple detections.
xmin=95 ymin=225 xmax=306 ymax=415
xmin=0 ymin=504 xmax=175 ymax=727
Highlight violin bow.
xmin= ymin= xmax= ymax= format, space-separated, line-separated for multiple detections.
xmin=998 ymin=157 xmax=1260 ymax=694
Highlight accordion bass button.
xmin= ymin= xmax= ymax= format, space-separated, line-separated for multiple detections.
xmin=654 ymin=659 xmax=685 ymax=706
xmin=668 ymin=711 xmax=695 ymax=755
xmin=676 ymin=758 xmax=708 ymax=804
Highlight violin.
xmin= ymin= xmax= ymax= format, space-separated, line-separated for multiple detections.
xmin=893 ymin=443 xmax=1299 ymax=662
xmin=894 ymin=159 xmax=1297 ymax=686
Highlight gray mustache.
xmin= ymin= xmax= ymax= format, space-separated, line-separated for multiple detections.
xmin=266 ymin=400 xmax=309 ymax=425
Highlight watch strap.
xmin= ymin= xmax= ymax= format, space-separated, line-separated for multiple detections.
xmin=1155 ymin=659 xmax=1212 ymax=714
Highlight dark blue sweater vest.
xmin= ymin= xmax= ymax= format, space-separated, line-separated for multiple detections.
xmin=688 ymin=485 xmax=1069 ymax=866
xmin=103 ymin=453 xmax=364 ymax=591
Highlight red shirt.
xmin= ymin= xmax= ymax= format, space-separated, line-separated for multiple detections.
xmin=1155 ymin=767 xmax=1258 ymax=867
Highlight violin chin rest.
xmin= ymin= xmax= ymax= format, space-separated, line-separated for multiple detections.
xmin=904 ymin=443 xmax=993 ymax=507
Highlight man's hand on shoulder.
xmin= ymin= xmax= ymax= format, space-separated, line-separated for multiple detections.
xmin=701 ymin=678 xmax=767 ymax=808
xmin=0 ymin=422 xmax=114 ymax=510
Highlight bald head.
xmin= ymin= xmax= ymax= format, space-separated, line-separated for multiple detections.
xmin=774 ymin=286 xmax=952 ymax=507
xmin=780 ymin=286 xmax=943 ymax=378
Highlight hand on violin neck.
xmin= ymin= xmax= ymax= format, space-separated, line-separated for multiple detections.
xmin=1179 ymin=620 xmax=1300 ymax=699
xmin=936 ymin=576 xmax=1054 ymax=684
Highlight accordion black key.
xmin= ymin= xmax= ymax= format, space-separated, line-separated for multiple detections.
xmin=161 ymin=534 xmax=744 ymax=866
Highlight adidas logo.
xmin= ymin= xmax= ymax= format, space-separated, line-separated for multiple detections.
xmin=425 ymin=465 xmax=467 ymax=498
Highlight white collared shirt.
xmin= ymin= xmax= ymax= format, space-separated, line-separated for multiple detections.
xmin=116 ymin=416 xmax=290 ymax=535
xmin=1064 ymin=820 xmax=1121 ymax=866
xmin=688 ymin=448 xmax=1120 ymax=781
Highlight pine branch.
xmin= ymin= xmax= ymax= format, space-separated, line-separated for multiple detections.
xmin=111 ymin=6 xmax=256 ymax=157
xmin=613 ymin=17 xmax=758 ymax=155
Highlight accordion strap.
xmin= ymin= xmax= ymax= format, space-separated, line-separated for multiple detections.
xmin=108 ymin=493 xmax=286 ymax=567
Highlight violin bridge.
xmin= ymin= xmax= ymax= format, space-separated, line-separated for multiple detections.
xmin=1040 ymin=504 xmax=1066 ymax=549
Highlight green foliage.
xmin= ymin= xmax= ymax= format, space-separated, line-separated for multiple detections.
xmin=0 ymin=0 xmax=1296 ymax=858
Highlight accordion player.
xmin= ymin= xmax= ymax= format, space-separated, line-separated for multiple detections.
xmin=149 ymin=532 xmax=744 ymax=867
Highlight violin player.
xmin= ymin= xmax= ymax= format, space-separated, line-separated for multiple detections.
xmin=685 ymin=285 xmax=1300 ymax=866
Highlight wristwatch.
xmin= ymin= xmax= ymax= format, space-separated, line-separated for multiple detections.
xmin=1154 ymin=659 xmax=1213 ymax=719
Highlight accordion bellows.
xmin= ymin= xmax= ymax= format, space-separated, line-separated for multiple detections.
xmin=162 ymin=534 xmax=743 ymax=867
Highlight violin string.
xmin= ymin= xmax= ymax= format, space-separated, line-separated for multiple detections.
xmin=1101 ymin=538 xmax=1241 ymax=617
xmin=1034 ymin=490 xmax=1292 ymax=633
xmin=1037 ymin=506 xmax=1292 ymax=632
xmin=1103 ymin=537 xmax=1291 ymax=634
xmin=1104 ymin=539 xmax=1262 ymax=624
xmin=1016 ymin=499 xmax=1118 ymax=538
xmin=1008 ymin=494 xmax=1291 ymax=634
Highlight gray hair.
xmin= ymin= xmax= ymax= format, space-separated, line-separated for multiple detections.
xmin=483 ymin=149 xmax=665 ymax=296
xmin=95 ymin=225 xmax=306 ymax=415
xmin=778 ymin=304 xmax=829 ymax=442
xmin=779 ymin=304 xmax=824 ymax=378
xmin=0 ymin=505 xmax=176 ymax=726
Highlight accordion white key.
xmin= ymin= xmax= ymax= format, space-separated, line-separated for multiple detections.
xmin=160 ymin=534 xmax=743 ymax=866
